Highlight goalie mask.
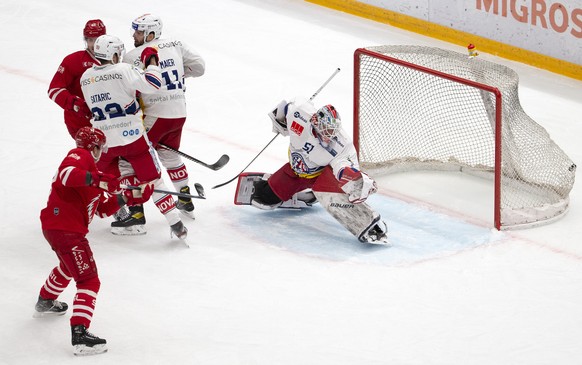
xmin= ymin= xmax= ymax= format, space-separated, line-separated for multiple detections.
xmin=75 ymin=127 xmax=108 ymax=161
xmin=93 ymin=35 xmax=125 ymax=62
xmin=132 ymin=13 xmax=163 ymax=41
xmin=311 ymin=104 xmax=341 ymax=145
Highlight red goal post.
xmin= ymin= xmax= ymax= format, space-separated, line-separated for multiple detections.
xmin=353 ymin=46 xmax=576 ymax=230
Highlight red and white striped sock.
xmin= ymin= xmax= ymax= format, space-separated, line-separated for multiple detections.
xmin=39 ymin=262 xmax=72 ymax=300
xmin=71 ymin=288 xmax=99 ymax=328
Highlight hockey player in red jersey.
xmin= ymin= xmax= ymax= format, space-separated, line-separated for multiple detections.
xmin=34 ymin=127 xmax=153 ymax=356
xmin=47 ymin=19 xmax=106 ymax=138
xmin=123 ymin=13 xmax=206 ymax=220
xmin=235 ymin=98 xmax=389 ymax=244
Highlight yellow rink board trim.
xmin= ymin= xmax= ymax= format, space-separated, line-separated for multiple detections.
xmin=306 ymin=0 xmax=582 ymax=81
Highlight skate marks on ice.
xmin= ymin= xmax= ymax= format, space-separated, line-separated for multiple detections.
xmin=225 ymin=194 xmax=504 ymax=266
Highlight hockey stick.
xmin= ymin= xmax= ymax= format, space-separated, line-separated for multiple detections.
xmin=122 ymin=183 xmax=206 ymax=200
xmin=158 ymin=143 xmax=230 ymax=171
xmin=211 ymin=68 xmax=341 ymax=190
xmin=212 ymin=133 xmax=280 ymax=189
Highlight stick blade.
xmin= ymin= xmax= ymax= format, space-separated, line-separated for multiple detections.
xmin=194 ymin=183 xmax=205 ymax=198
xmin=208 ymin=155 xmax=230 ymax=170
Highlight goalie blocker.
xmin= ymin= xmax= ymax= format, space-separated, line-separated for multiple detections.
xmin=234 ymin=170 xmax=389 ymax=244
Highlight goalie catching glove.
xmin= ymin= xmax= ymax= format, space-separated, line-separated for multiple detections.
xmin=338 ymin=167 xmax=377 ymax=204
xmin=268 ymin=100 xmax=289 ymax=136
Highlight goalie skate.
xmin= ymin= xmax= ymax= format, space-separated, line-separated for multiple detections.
xmin=358 ymin=218 xmax=390 ymax=245
xmin=234 ymin=172 xmax=317 ymax=209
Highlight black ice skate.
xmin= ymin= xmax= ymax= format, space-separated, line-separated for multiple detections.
xmin=359 ymin=219 xmax=390 ymax=245
xmin=71 ymin=325 xmax=107 ymax=356
xmin=111 ymin=204 xmax=146 ymax=235
xmin=176 ymin=186 xmax=195 ymax=219
xmin=112 ymin=205 xmax=130 ymax=222
xmin=170 ymin=220 xmax=188 ymax=240
xmin=33 ymin=295 xmax=68 ymax=318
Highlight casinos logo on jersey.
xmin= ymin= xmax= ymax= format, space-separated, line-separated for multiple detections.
xmin=81 ymin=73 xmax=123 ymax=86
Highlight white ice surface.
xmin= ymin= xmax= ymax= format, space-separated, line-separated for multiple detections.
xmin=1 ymin=0 xmax=582 ymax=364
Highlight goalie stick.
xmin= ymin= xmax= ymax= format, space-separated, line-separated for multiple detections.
xmin=212 ymin=67 xmax=341 ymax=189
xmin=122 ymin=183 xmax=206 ymax=200
xmin=158 ymin=143 xmax=229 ymax=171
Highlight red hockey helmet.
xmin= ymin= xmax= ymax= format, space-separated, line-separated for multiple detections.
xmin=75 ymin=127 xmax=107 ymax=160
xmin=83 ymin=19 xmax=106 ymax=38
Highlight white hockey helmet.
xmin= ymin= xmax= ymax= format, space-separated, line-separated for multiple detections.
xmin=93 ymin=35 xmax=125 ymax=62
xmin=311 ymin=104 xmax=341 ymax=143
xmin=132 ymin=13 xmax=163 ymax=40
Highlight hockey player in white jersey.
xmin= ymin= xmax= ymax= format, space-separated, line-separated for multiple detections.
xmin=123 ymin=13 xmax=206 ymax=220
xmin=80 ymin=34 xmax=187 ymax=239
xmin=235 ymin=98 xmax=388 ymax=244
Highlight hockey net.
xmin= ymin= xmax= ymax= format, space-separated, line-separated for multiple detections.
xmin=354 ymin=45 xmax=576 ymax=229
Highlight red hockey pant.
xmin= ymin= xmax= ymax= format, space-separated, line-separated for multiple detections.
xmin=41 ymin=230 xmax=101 ymax=329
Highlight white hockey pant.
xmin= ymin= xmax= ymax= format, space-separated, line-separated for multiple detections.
xmin=118 ymin=159 xmax=181 ymax=226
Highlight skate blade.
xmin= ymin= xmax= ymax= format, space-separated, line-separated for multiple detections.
xmin=73 ymin=344 xmax=108 ymax=356
xmin=111 ymin=225 xmax=147 ymax=236
xmin=360 ymin=234 xmax=391 ymax=246
xmin=32 ymin=310 xmax=67 ymax=318
xmin=170 ymin=231 xmax=189 ymax=247
xmin=366 ymin=236 xmax=391 ymax=246
xmin=370 ymin=238 xmax=391 ymax=246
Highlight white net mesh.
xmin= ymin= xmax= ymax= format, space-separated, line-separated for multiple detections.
xmin=356 ymin=45 xmax=576 ymax=229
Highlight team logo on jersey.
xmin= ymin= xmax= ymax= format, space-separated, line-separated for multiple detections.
xmin=290 ymin=152 xmax=308 ymax=173
xmin=290 ymin=121 xmax=304 ymax=136
xmin=290 ymin=152 xmax=321 ymax=175
xmin=53 ymin=208 xmax=59 ymax=216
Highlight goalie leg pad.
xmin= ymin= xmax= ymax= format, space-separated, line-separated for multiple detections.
xmin=252 ymin=180 xmax=282 ymax=206
xmin=234 ymin=173 xmax=282 ymax=209
xmin=279 ymin=189 xmax=317 ymax=209
xmin=234 ymin=170 xmax=316 ymax=210
xmin=313 ymin=190 xmax=389 ymax=245
xmin=234 ymin=173 xmax=267 ymax=205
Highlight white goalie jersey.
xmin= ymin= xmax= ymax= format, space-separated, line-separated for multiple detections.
xmin=124 ymin=37 xmax=205 ymax=118
xmin=276 ymin=98 xmax=360 ymax=179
